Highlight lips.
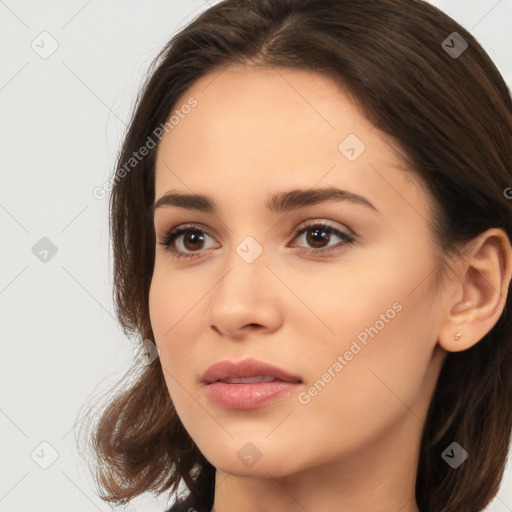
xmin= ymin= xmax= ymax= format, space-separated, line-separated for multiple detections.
xmin=201 ymin=358 xmax=302 ymax=385
xmin=202 ymin=358 xmax=303 ymax=410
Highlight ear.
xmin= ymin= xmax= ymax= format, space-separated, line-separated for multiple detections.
xmin=438 ymin=228 xmax=512 ymax=353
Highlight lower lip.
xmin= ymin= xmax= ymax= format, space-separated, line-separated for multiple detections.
xmin=204 ymin=380 xmax=302 ymax=409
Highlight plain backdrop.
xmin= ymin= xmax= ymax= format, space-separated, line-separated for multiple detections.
xmin=0 ymin=1 xmax=511 ymax=510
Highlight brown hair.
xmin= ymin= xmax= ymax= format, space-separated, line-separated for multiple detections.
xmin=78 ymin=1 xmax=512 ymax=511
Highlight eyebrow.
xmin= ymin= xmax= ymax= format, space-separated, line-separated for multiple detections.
xmin=150 ymin=187 xmax=379 ymax=216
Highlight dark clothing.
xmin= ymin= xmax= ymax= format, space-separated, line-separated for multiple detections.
xmin=166 ymin=493 xmax=212 ymax=512
xmin=165 ymin=465 xmax=216 ymax=511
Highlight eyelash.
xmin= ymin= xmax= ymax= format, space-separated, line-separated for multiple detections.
xmin=158 ymin=222 xmax=355 ymax=260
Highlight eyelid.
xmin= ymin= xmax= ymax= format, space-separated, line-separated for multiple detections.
xmin=158 ymin=223 xmax=218 ymax=250
xmin=290 ymin=218 xmax=354 ymax=238
xmin=158 ymin=219 xmax=355 ymax=258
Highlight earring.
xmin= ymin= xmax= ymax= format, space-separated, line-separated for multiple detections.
xmin=454 ymin=332 xmax=462 ymax=340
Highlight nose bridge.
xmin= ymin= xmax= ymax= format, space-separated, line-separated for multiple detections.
xmin=215 ymin=233 xmax=268 ymax=299
xmin=205 ymin=231 xmax=283 ymax=334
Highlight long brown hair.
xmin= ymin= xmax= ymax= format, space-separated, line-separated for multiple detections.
xmin=77 ymin=1 xmax=512 ymax=511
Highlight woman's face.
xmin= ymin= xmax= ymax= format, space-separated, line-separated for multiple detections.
xmin=149 ymin=65 xmax=450 ymax=480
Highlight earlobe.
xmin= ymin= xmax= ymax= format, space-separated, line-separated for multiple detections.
xmin=437 ymin=228 xmax=512 ymax=353
xmin=438 ymin=299 xmax=475 ymax=353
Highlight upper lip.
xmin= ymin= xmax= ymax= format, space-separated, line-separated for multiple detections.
xmin=201 ymin=358 xmax=303 ymax=384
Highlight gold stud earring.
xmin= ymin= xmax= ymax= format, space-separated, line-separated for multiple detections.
xmin=454 ymin=332 xmax=462 ymax=340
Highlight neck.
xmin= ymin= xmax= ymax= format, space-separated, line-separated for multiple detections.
xmin=210 ymin=408 xmax=422 ymax=512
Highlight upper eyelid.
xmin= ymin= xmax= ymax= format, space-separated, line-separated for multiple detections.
xmin=293 ymin=219 xmax=353 ymax=235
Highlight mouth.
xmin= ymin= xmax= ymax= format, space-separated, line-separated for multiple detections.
xmin=201 ymin=358 xmax=303 ymax=385
xmin=201 ymin=358 xmax=303 ymax=410
xmin=215 ymin=375 xmax=293 ymax=384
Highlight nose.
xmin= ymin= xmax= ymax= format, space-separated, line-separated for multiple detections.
xmin=205 ymin=250 xmax=283 ymax=338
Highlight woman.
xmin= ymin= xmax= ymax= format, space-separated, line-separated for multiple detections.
xmin=80 ymin=1 xmax=512 ymax=511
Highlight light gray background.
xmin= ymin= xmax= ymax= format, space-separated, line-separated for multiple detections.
xmin=1 ymin=1 xmax=511 ymax=510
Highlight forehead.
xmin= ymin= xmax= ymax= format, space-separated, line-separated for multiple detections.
xmin=156 ymin=65 xmax=379 ymax=164
xmin=153 ymin=65 xmax=427 ymax=220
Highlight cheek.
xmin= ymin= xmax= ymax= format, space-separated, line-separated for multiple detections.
xmin=149 ymin=262 xmax=203 ymax=336
xmin=149 ymin=273 xmax=183 ymax=368
xmin=302 ymin=302 xmax=435 ymax=452
xmin=299 ymin=244 xmax=439 ymax=435
xmin=148 ymin=268 xmax=208 ymax=383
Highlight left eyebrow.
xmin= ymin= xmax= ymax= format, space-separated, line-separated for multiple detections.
xmin=150 ymin=186 xmax=380 ymax=216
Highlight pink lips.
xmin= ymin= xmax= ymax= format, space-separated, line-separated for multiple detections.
xmin=201 ymin=358 xmax=303 ymax=410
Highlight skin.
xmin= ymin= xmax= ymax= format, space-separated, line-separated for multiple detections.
xmin=148 ymin=65 xmax=512 ymax=512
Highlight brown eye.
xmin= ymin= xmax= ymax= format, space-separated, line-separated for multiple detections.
xmin=305 ymin=227 xmax=332 ymax=248
xmin=159 ymin=225 xmax=217 ymax=259
xmin=291 ymin=222 xmax=355 ymax=256
xmin=158 ymin=221 xmax=355 ymax=261
xmin=181 ymin=230 xmax=206 ymax=251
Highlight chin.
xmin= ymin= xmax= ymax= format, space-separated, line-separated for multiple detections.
xmin=199 ymin=440 xmax=300 ymax=478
